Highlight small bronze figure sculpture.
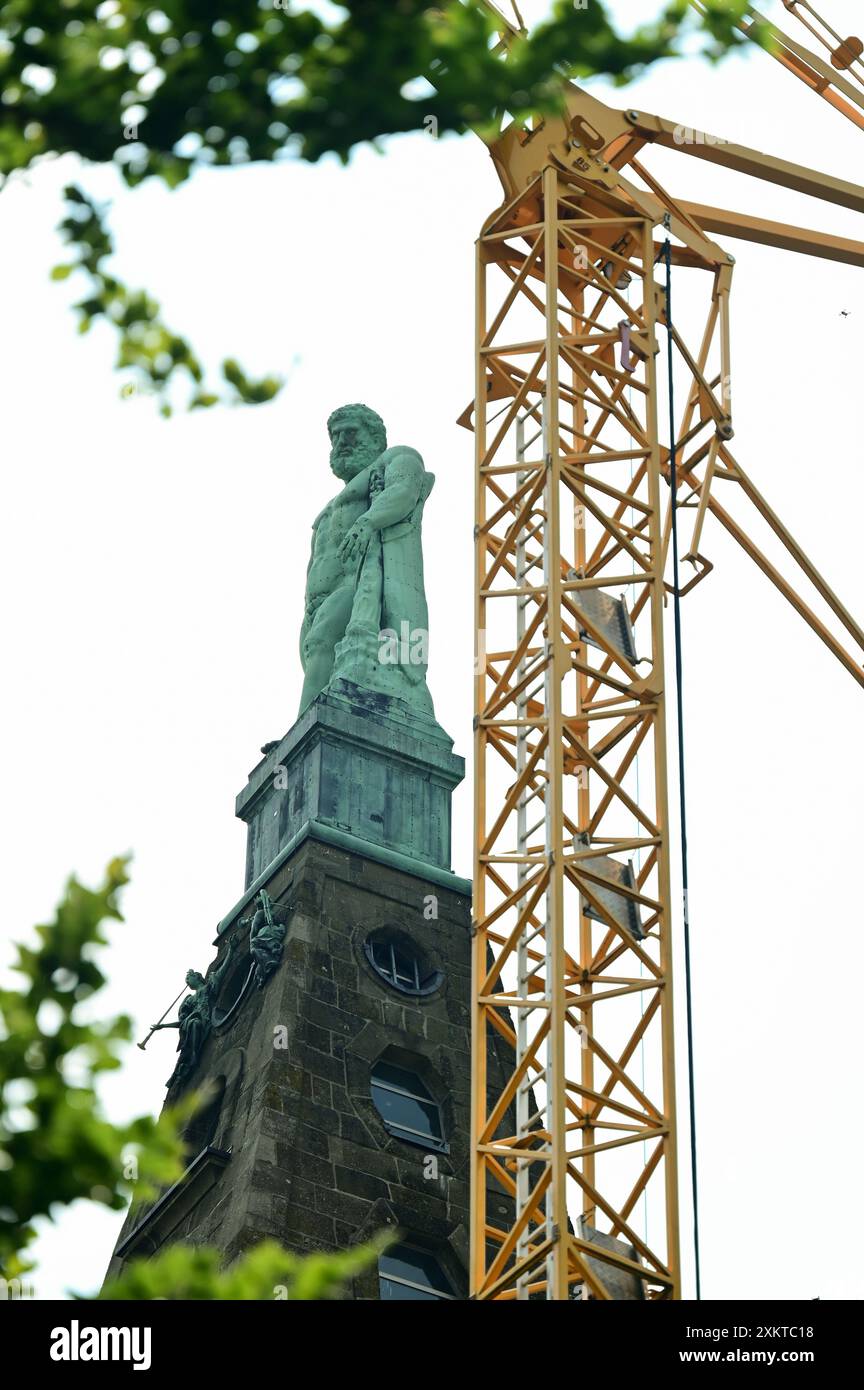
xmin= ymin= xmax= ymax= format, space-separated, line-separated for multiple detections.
xmin=149 ymin=940 xmax=236 ymax=1089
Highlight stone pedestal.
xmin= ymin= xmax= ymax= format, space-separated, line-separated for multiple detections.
xmin=235 ymin=680 xmax=465 ymax=890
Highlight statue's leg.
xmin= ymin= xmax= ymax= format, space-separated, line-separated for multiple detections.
xmin=298 ymin=584 xmax=354 ymax=712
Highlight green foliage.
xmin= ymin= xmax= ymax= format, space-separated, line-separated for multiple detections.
xmin=53 ymin=182 xmax=283 ymax=414
xmin=0 ymin=1 xmax=754 ymax=412
xmin=0 ymin=1 xmax=754 ymax=180
xmin=0 ymin=861 xmax=383 ymax=1298
xmin=100 ymin=1232 xmax=386 ymax=1300
xmin=0 ymin=858 xmax=189 ymax=1278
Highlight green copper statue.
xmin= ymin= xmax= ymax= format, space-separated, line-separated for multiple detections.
xmin=150 ymin=941 xmax=236 ymax=1090
xmin=299 ymin=403 xmax=436 ymax=720
xmin=248 ymin=889 xmax=293 ymax=989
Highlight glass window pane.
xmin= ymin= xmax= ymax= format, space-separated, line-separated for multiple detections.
xmin=372 ymin=1061 xmax=432 ymax=1098
xmin=370 ymin=940 xmax=388 ymax=974
xmin=380 ymin=1245 xmax=454 ymax=1295
xmin=392 ymin=947 xmax=415 ymax=986
xmin=366 ymin=935 xmax=441 ymax=996
xmin=371 ymin=1084 xmax=442 ymax=1140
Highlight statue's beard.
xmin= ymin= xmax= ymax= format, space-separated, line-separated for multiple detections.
xmin=330 ymin=441 xmax=381 ymax=481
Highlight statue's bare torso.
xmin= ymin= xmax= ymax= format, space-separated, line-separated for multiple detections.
xmin=298 ymin=405 xmax=434 ymax=715
xmin=304 ymin=465 xmax=373 ymax=614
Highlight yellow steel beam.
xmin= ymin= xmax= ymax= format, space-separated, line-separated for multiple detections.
xmin=674 ymin=202 xmax=864 ymax=266
xmin=625 ymin=110 xmax=864 ymax=214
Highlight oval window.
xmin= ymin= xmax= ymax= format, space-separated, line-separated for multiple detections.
xmin=364 ymin=933 xmax=442 ymax=997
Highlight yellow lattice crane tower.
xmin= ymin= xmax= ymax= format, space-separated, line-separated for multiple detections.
xmin=465 ymin=0 xmax=864 ymax=1300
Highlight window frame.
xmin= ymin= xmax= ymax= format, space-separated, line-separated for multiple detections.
xmin=364 ymin=934 xmax=443 ymax=998
xmin=378 ymin=1243 xmax=458 ymax=1302
xmin=370 ymin=1060 xmax=449 ymax=1154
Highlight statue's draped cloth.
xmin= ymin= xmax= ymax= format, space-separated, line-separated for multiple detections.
xmin=332 ymin=462 xmax=437 ymax=722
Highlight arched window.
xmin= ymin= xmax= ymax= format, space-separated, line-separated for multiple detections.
xmin=378 ymin=1243 xmax=457 ymax=1301
xmin=370 ymin=1059 xmax=447 ymax=1152
xmin=364 ymin=933 xmax=442 ymax=997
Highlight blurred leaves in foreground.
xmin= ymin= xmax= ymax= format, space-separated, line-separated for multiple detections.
xmin=100 ymin=1233 xmax=387 ymax=1301
xmin=0 ymin=857 xmax=186 ymax=1277
xmin=53 ymin=184 xmax=283 ymax=415
xmin=0 ymin=1 xmax=758 ymax=180
xmin=0 ymin=1 xmax=756 ymax=411
xmin=0 ymin=860 xmax=381 ymax=1298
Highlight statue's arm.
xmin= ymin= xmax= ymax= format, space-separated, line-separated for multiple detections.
xmin=299 ymin=520 xmax=321 ymax=663
xmin=359 ymin=447 xmax=426 ymax=531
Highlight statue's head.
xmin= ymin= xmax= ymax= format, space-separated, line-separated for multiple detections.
xmin=185 ymin=969 xmax=205 ymax=991
xmin=327 ymin=403 xmax=386 ymax=480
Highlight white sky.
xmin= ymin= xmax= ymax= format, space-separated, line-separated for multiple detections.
xmin=2 ymin=0 xmax=862 ymax=1299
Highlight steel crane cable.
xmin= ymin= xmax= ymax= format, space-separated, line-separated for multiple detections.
xmin=663 ymin=236 xmax=702 ymax=1302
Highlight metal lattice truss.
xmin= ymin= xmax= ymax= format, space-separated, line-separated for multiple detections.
xmin=470 ymin=170 xmax=682 ymax=1304
xmin=467 ymin=12 xmax=864 ymax=1293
